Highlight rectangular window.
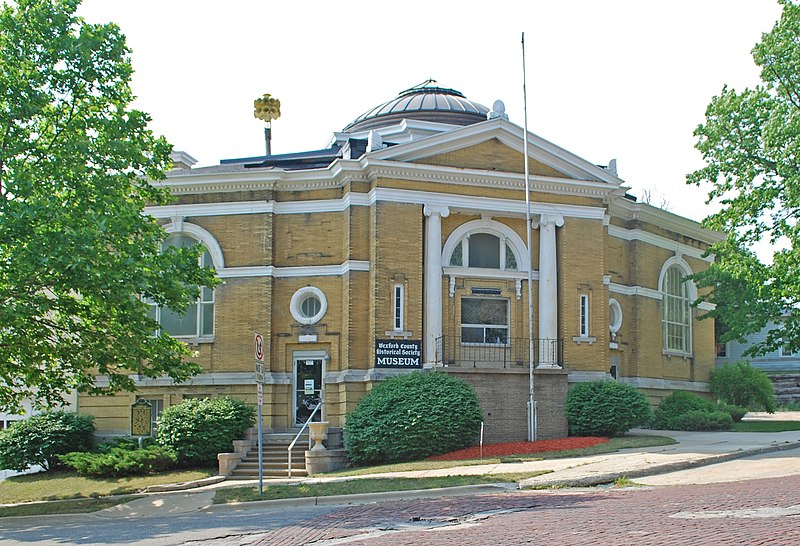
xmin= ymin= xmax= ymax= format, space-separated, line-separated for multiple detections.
xmin=461 ymin=297 xmax=509 ymax=344
xmin=579 ymin=294 xmax=589 ymax=337
xmin=393 ymin=285 xmax=404 ymax=331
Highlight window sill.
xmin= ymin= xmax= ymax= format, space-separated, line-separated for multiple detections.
xmin=663 ymin=350 xmax=692 ymax=359
xmin=572 ymin=336 xmax=596 ymax=345
xmin=172 ymin=336 xmax=215 ymax=346
xmin=460 ymin=341 xmax=510 ymax=347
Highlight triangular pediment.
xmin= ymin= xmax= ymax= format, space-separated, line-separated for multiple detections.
xmin=366 ymin=118 xmax=623 ymax=186
xmin=413 ymin=138 xmax=569 ymax=178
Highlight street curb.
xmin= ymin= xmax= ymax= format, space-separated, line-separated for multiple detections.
xmin=143 ymin=475 xmax=226 ymax=492
xmin=203 ymin=483 xmax=516 ymax=512
xmin=518 ymin=439 xmax=800 ymax=489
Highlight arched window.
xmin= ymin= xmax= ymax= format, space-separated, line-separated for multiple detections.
xmin=148 ymin=234 xmax=215 ymax=338
xmin=661 ymin=263 xmax=692 ymax=354
xmin=444 ymin=220 xmax=526 ymax=272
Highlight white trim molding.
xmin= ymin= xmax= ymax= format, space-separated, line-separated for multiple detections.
xmin=607 ymin=225 xmax=714 ymax=262
xmin=163 ymin=221 xmax=225 ymax=269
xmin=609 ymin=283 xmax=663 ymax=300
xmin=217 ymin=261 xmax=370 ymax=279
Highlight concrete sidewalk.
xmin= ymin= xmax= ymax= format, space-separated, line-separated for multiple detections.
xmin=90 ymin=425 xmax=800 ymax=518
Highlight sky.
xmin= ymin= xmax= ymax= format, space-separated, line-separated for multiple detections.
xmin=77 ymin=0 xmax=784 ymax=224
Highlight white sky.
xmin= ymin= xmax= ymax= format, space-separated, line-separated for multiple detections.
xmin=77 ymin=0 xmax=784 ymax=223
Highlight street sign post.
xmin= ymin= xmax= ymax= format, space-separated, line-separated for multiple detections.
xmin=254 ymin=332 xmax=265 ymax=494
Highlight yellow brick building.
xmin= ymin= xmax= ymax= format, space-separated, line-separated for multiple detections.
xmin=79 ymin=83 xmax=723 ymax=442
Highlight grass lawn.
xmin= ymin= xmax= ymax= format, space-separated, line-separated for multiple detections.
xmin=0 ymin=468 xmax=214 ymax=505
xmin=213 ymin=472 xmax=552 ymax=504
xmin=0 ymin=496 xmax=139 ymax=518
xmin=732 ymin=421 xmax=800 ymax=432
xmin=323 ymin=435 xmax=676 ymax=477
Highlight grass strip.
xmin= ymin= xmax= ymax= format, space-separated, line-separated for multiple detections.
xmin=0 ymin=468 xmax=214 ymax=504
xmin=213 ymin=472 xmax=552 ymax=504
xmin=324 ymin=435 xmax=676 ymax=477
xmin=0 ymin=496 xmax=139 ymax=518
xmin=732 ymin=421 xmax=800 ymax=432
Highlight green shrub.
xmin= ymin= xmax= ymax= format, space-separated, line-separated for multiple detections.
xmin=710 ymin=361 xmax=776 ymax=412
xmin=717 ymin=403 xmax=748 ymax=422
xmin=0 ymin=411 xmax=95 ymax=471
xmin=156 ymin=398 xmax=255 ymax=466
xmin=650 ymin=391 xmax=714 ymax=429
xmin=344 ymin=371 xmax=483 ymax=465
xmin=59 ymin=445 xmax=177 ymax=477
xmin=565 ymin=381 xmax=652 ymax=437
xmin=671 ymin=410 xmax=733 ymax=431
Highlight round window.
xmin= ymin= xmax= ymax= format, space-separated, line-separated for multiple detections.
xmin=609 ymin=298 xmax=622 ymax=335
xmin=290 ymin=287 xmax=327 ymax=325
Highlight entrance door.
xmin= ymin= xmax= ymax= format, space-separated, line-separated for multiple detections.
xmin=295 ymin=358 xmax=323 ymax=425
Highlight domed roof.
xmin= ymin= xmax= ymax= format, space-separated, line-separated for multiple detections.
xmin=344 ymin=80 xmax=489 ymax=133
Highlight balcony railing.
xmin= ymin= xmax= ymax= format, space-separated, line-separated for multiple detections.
xmin=435 ymin=336 xmax=564 ymax=369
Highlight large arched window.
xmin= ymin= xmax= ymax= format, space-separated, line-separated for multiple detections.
xmin=148 ymin=234 xmax=215 ymax=338
xmin=660 ymin=260 xmax=693 ymax=354
xmin=443 ymin=219 xmax=527 ymax=272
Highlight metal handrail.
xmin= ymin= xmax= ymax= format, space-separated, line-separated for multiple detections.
xmin=288 ymin=401 xmax=323 ymax=478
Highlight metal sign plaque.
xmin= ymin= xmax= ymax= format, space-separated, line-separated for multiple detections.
xmin=131 ymin=399 xmax=152 ymax=436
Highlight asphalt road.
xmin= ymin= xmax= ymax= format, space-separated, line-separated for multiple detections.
xmin=2 ymin=448 xmax=800 ymax=546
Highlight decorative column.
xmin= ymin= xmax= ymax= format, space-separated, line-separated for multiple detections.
xmin=423 ymin=205 xmax=449 ymax=365
xmin=533 ymin=213 xmax=564 ymax=368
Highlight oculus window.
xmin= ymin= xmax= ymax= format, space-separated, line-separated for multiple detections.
xmin=290 ymin=287 xmax=328 ymax=325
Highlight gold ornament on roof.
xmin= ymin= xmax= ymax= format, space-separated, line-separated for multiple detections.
xmin=254 ymin=94 xmax=281 ymax=122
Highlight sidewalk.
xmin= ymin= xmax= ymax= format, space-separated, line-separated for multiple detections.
xmin=92 ymin=425 xmax=800 ymax=518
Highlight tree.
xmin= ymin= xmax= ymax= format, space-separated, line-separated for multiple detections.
xmin=0 ymin=0 xmax=217 ymax=412
xmin=688 ymin=0 xmax=800 ymax=355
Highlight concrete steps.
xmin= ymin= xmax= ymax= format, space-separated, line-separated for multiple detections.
xmin=770 ymin=374 xmax=800 ymax=405
xmin=229 ymin=430 xmax=311 ymax=479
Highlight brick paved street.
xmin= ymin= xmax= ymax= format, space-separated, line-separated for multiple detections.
xmin=242 ymin=474 xmax=800 ymax=545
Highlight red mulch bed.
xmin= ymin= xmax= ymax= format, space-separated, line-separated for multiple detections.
xmin=428 ymin=437 xmax=610 ymax=461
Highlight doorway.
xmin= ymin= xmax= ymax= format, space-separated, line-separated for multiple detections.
xmin=293 ymin=355 xmax=324 ymax=426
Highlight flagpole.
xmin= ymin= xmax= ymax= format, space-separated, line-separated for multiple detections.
xmin=522 ymin=32 xmax=537 ymax=442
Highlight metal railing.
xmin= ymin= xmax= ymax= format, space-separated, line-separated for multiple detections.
xmin=287 ymin=401 xmax=322 ymax=478
xmin=435 ymin=336 xmax=564 ymax=368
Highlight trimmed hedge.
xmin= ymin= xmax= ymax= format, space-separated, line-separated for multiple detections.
xmin=710 ymin=361 xmax=776 ymax=412
xmin=651 ymin=391 xmax=734 ymax=431
xmin=156 ymin=398 xmax=255 ymax=466
xmin=565 ymin=381 xmax=651 ymax=437
xmin=344 ymin=371 xmax=483 ymax=465
xmin=0 ymin=411 xmax=95 ymax=471
xmin=59 ymin=444 xmax=178 ymax=477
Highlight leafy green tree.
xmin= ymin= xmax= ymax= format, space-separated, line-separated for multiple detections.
xmin=710 ymin=361 xmax=776 ymax=413
xmin=689 ymin=1 xmax=800 ymax=355
xmin=0 ymin=0 xmax=217 ymax=412
xmin=0 ymin=411 xmax=95 ymax=471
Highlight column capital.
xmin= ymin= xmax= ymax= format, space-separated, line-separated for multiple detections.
xmin=532 ymin=213 xmax=564 ymax=229
xmin=424 ymin=204 xmax=450 ymax=218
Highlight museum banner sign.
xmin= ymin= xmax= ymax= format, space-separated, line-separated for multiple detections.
xmin=375 ymin=339 xmax=422 ymax=368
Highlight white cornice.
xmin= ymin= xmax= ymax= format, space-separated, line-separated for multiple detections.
xmin=217 ymin=261 xmax=370 ymax=279
xmin=360 ymin=159 xmax=617 ymax=199
xmin=608 ymin=225 xmax=715 ymax=262
xmin=145 ymin=201 xmax=272 ymax=218
xmin=609 ymin=283 xmax=663 ymax=300
xmin=609 ymin=282 xmax=714 ymax=311
xmin=145 ymin=188 xmax=606 ymax=221
xmin=609 ymin=199 xmax=724 ymax=245
xmin=273 ymin=260 xmax=370 ymax=278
